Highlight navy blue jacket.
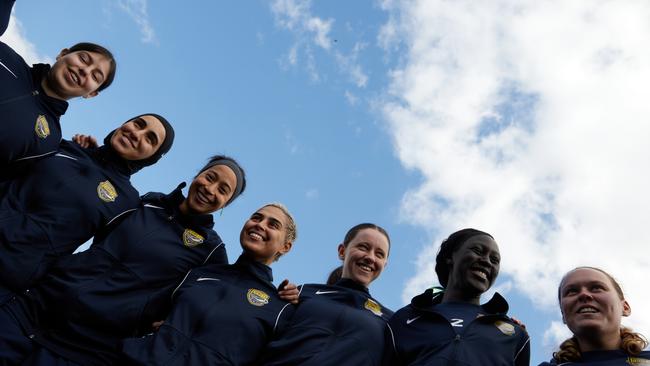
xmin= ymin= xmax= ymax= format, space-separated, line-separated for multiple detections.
xmin=5 ymin=185 xmax=228 ymax=366
xmin=1 ymin=0 xmax=68 ymax=169
xmin=122 ymin=254 xmax=292 ymax=366
xmin=258 ymin=278 xmax=394 ymax=366
xmin=538 ymin=350 xmax=650 ymax=365
xmin=389 ymin=288 xmax=530 ymax=366
xmin=0 ymin=140 xmax=139 ymax=301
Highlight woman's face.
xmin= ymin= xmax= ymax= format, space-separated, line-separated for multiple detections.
xmin=47 ymin=49 xmax=111 ymax=99
xmin=560 ymin=268 xmax=630 ymax=340
xmin=182 ymin=165 xmax=237 ymax=215
xmin=446 ymin=234 xmax=500 ymax=296
xmin=110 ymin=115 xmax=166 ymax=161
xmin=240 ymin=206 xmax=292 ymax=265
xmin=338 ymin=228 xmax=389 ymax=287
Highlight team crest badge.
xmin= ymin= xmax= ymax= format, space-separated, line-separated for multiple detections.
xmin=182 ymin=229 xmax=204 ymax=247
xmin=97 ymin=181 xmax=118 ymax=202
xmin=34 ymin=115 xmax=50 ymax=138
xmin=494 ymin=320 xmax=515 ymax=336
xmin=247 ymin=289 xmax=270 ymax=306
xmin=627 ymin=357 xmax=650 ymax=365
xmin=364 ymin=299 xmax=383 ymax=316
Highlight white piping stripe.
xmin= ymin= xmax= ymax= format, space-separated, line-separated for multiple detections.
xmin=143 ymin=203 xmax=164 ymax=209
xmin=514 ymin=336 xmax=530 ymax=361
xmin=105 ymin=208 xmax=138 ymax=227
xmin=273 ymin=303 xmax=292 ymax=333
xmin=202 ymin=242 xmax=223 ymax=265
xmin=14 ymin=150 xmax=58 ymax=162
xmin=386 ymin=322 xmax=398 ymax=353
xmin=172 ymin=269 xmax=193 ymax=299
xmin=0 ymin=60 xmax=17 ymax=78
xmin=54 ymin=153 xmax=78 ymax=161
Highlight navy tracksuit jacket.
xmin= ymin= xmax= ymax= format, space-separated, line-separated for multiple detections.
xmin=122 ymin=255 xmax=292 ymax=366
xmin=0 ymin=0 xmax=68 ymax=169
xmin=538 ymin=350 xmax=650 ymax=365
xmin=2 ymin=185 xmax=228 ymax=366
xmin=258 ymin=278 xmax=394 ymax=366
xmin=388 ymin=287 xmax=530 ymax=366
xmin=0 ymin=140 xmax=139 ymax=302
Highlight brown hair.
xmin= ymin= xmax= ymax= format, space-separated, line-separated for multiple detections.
xmin=553 ymin=267 xmax=648 ymax=362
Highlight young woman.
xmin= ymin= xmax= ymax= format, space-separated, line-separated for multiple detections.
xmin=0 ymin=0 xmax=116 ymax=170
xmin=539 ymin=267 xmax=649 ymax=365
xmin=389 ymin=228 xmax=530 ymax=365
xmin=0 ymin=155 xmax=246 ymax=366
xmin=121 ymin=203 xmax=297 ymax=365
xmin=258 ymin=223 xmax=394 ymax=366
xmin=0 ymin=114 xmax=174 ymax=304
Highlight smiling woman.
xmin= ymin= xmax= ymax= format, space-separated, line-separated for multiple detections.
xmin=388 ymin=228 xmax=530 ymax=366
xmin=538 ymin=267 xmax=649 ymax=365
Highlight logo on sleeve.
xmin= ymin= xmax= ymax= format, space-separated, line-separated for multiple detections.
xmin=97 ymin=180 xmax=118 ymax=202
xmin=247 ymin=289 xmax=270 ymax=306
xmin=182 ymin=229 xmax=204 ymax=247
xmin=627 ymin=357 xmax=650 ymax=365
xmin=35 ymin=115 xmax=50 ymax=138
xmin=494 ymin=320 xmax=515 ymax=336
xmin=364 ymin=299 xmax=383 ymax=316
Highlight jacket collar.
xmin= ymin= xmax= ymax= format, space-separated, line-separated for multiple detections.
xmin=31 ymin=63 xmax=68 ymax=116
xmin=411 ymin=287 xmax=509 ymax=315
xmin=143 ymin=183 xmax=215 ymax=231
xmin=334 ymin=278 xmax=370 ymax=295
xmin=234 ymin=255 xmax=274 ymax=284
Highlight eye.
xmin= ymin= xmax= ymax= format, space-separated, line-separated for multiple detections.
xmin=376 ymin=251 xmax=385 ymax=259
xmin=590 ymin=284 xmax=605 ymax=292
xmin=205 ymin=174 xmax=215 ymax=182
xmin=472 ymin=247 xmax=483 ymax=255
xmin=80 ymin=53 xmax=89 ymax=64
xmin=490 ymin=255 xmax=500 ymax=265
xmin=563 ymin=287 xmax=578 ymax=297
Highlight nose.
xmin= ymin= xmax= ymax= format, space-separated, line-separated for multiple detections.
xmin=577 ymin=287 xmax=593 ymax=301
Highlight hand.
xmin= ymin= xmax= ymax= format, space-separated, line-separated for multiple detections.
xmin=278 ymin=279 xmax=299 ymax=304
xmin=510 ymin=316 xmax=527 ymax=330
xmin=72 ymin=134 xmax=98 ymax=148
xmin=151 ymin=320 xmax=165 ymax=332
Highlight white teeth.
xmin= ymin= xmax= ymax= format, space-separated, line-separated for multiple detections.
xmin=473 ymin=269 xmax=488 ymax=280
xmin=578 ymin=307 xmax=597 ymax=313
xmin=249 ymin=232 xmax=263 ymax=241
xmin=71 ymin=71 xmax=79 ymax=84
xmin=359 ymin=264 xmax=372 ymax=272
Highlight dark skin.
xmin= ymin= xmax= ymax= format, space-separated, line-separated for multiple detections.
xmin=441 ymin=234 xmax=501 ymax=305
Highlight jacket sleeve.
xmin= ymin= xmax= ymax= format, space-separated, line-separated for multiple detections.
xmin=514 ymin=332 xmax=531 ymax=366
xmin=0 ymin=0 xmax=14 ymax=37
xmin=381 ymin=322 xmax=401 ymax=366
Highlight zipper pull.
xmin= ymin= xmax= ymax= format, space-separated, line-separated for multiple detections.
xmin=32 ymin=90 xmax=39 ymax=96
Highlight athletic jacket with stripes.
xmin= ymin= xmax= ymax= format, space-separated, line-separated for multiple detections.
xmin=388 ymin=288 xmax=530 ymax=366
xmin=1 ymin=0 xmax=68 ymax=169
xmin=538 ymin=350 xmax=650 ymax=365
xmin=0 ymin=140 xmax=139 ymax=303
xmin=122 ymin=254 xmax=291 ymax=366
xmin=257 ymin=278 xmax=394 ymax=366
xmin=5 ymin=185 xmax=228 ymax=366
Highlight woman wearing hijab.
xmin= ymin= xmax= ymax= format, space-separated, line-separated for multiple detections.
xmin=539 ymin=266 xmax=649 ymax=365
xmin=258 ymin=223 xmax=394 ymax=366
xmin=388 ymin=228 xmax=530 ymax=366
xmin=0 ymin=155 xmax=246 ymax=366
xmin=122 ymin=203 xmax=297 ymax=365
xmin=0 ymin=0 xmax=117 ymax=171
xmin=0 ymin=113 xmax=174 ymax=304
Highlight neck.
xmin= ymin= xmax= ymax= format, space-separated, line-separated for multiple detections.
xmin=41 ymin=77 xmax=68 ymax=101
xmin=577 ymin=330 xmax=621 ymax=353
xmin=441 ymin=286 xmax=481 ymax=305
xmin=178 ymin=200 xmax=189 ymax=215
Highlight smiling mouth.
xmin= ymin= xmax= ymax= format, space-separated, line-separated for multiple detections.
xmin=69 ymin=69 xmax=80 ymax=85
xmin=577 ymin=306 xmax=598 ymax=314
xmin=357 ymin=262 xmax=373 ymax=274
xmin=471 ymin=268 xmax=489 ymax=280
xmin=247 ymin=231 xmax=264 ymax=241
xmin=195 ymin=190 xmax=213 ymax=206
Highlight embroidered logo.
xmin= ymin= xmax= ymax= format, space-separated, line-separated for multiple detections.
xmin=494 ymin=320 xmax=515 ymax=336
xmin=97 ymin=180 xmax=118 ymax=202
xmin=627 ymin=357 xmax=650 ymax=365
xmin=247 ymin=289 xmax=270 ymax=306
xmin=364 ymin=299 xmax=383 ymax=316
xmin=182 ymin=229 xmax=204 ymax=247
xmin=34 ymin=115 xmax=50 ymax=138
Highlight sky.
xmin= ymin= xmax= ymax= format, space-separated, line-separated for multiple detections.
xmin=3 ymin=0 xmax=650 ymax=364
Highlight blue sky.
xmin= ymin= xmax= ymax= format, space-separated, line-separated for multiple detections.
xmin=5 ymin=1 xmax=650 ymax=364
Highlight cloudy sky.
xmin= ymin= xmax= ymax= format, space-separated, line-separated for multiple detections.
xmin=3 ymin=0 xmax=649 ymax=363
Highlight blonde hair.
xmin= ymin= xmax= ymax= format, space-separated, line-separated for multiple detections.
xmin=554 ymin=267 xmax=648 ymax=362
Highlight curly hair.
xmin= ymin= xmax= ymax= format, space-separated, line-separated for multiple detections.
xmin=553 ymin=267 xmax=649 ymax=362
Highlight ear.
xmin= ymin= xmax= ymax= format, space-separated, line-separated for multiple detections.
xmin=56 ymin=48 xmax=70 ymax=60
xmin=83 ymin=90 xmax=99 ymax=99
xmin=280 ymin=241 xmax=293 ymax=256
xmin=337 ymin=243 xmax=346 ymax=260
xmin=622 ymin=300 xmax=631 ymax=317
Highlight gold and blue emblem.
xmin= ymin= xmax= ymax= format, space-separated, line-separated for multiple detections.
xmin=364 ymin=298 xmax=383 ymax=316
xmin=34 ymin=115 xmax=50 ymax=138
xmin=97 ymin=180 xmax=118 ymax=202
xmin=494 ymin=320 xmax=515 ymax=336
xmin=627 ymin=357 xmax=650 ymax=365
xmin=247 ymin=289 xmax=270 ymax=306
xmin=182 ymin=229 xmax=204 ymax=247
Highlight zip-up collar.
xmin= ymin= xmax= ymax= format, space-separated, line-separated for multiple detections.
xmin=142 ymin=183 xmax=215 ymax=232
xmin=334 ymin=277 xmax=370 ymax=295
xmin=30 ymin=63 xmax=68 ymax=116
xmin=234 ymin=254 xmax=274 ymax=285
xmin=411 ymin=287 xmax=509 ymax=315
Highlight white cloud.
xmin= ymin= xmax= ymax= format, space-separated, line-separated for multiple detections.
xmin=0 ymin=12 xmax=50 ymax=64
xmin=306 ymin=189 xmax=319 ymax=200
xmin=379 ymin=0 xmax=650 ymax=346
xmin=543 ymin=320 xmax=572 ymax=356
xmin=117 ymin=0 xmax=156 ymax=44
xmin=344 ymin=90 xmax=358 ymax=106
